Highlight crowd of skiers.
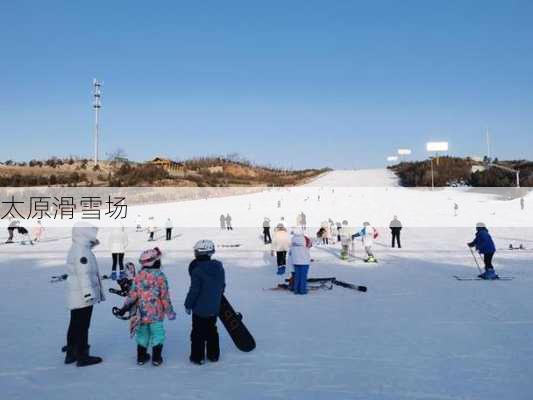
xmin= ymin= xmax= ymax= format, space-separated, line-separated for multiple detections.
xmin=63 ymin=222 xmax=226 ymax=368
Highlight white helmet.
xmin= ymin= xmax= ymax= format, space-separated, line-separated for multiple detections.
xmin=194 ymin=240 xmax=216 ymax=256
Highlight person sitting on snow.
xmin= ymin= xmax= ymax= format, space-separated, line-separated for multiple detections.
xmin=468 ymin=222 xmax=498 ymax=280
xmin=352 ymin=222 xmax=378 ymax=263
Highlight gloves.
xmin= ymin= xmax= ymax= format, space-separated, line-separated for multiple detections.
xmin=113 ymin=306 xmax=126 ymax=317
xmin=168 ymin=311 xmax=176 ymax=320
xmin=83 ymin=293 xmax=94 ymax=304
xmin=185 ymin=308 xmax=192 ymax=315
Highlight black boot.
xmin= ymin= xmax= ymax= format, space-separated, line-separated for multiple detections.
xmin=76 ymin=346 xmax=102 ymax=367
xmin=137 ymin=346 xmax=150 ymax=365
xmin=64 ymin=346 xmax=77 ymax=364
xmin=152 ymin=344 xmax=163 ymax=366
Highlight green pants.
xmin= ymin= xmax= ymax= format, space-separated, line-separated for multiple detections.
xmin=136 ymin=322 xmax=165 ymax=348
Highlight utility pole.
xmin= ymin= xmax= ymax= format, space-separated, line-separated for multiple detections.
xmin=93 ymin=79 xmax=102 ymax=165
xmin=486 ymin=128 xmax=490 ymax=161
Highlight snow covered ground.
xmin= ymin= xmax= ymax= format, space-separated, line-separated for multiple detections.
xmin=1 ymin=169 xmax=533 ymax=400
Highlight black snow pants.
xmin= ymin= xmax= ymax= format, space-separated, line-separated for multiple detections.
xmin=484 ymin=252 xmax=494 ymax=270
xmin=391 ymin=228 xmax=402 ymax=248
xmin=276 ymin=251 xmax=287 ymax=267
xmin=190 ymin=314 xmax=220 ymax=362
xmin=111 ymin=253 xmax=124 ymax=271
xmin=66 ymin=306 xmax=93 ymax=354
xmin=263 ymin=227 xmax=272 ymax=244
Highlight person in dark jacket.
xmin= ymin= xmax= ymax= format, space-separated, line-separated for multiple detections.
xmin=389 ymin=216 xmax=402 ymax=248
xmin=184 ymin=240 xmax=226 ymax=365
xmin=468 ymin=222 xmax=498 ymax=279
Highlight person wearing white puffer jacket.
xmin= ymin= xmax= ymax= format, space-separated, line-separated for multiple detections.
xmin=288 ymin=234 xmax=312 ymax=294
xmin=64 ymin=222 xmax=105 ymax=367
xmin=108 ymin=226 xmax=128 ymax=280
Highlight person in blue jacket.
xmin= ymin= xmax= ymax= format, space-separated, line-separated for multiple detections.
xmin=184 ymin=240 xmax=226 ymax=365
xmin=467 ymin=222 xmax=498 ymax=279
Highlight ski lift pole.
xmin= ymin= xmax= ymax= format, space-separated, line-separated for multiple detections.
xmin=468 ymin=246 xmax=483 ymax=274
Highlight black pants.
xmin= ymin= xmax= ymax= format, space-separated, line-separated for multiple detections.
xmin=484 ymin=252 xmax=494 ymax=270
xmin=276 ymin=251 xmax=287 ymax=267
xmin=67 ymin=306 xmax=93 ymax=353
xmin=149 ymin=231 xmax=154 ymax=241
xmin=391 ymin=228 xmax=402 ymax=248
xmin=7 ymin=227 xmax=15 ymax=241
xmin=166 ymin=228 xmax=172 ymax=240
xmin=263 ymin=227 xmax=271 ymax=244
xmin=322 ymin=237 xmax=329 ymax=245
xmin=111 ymin=253 xmax=124 ymax=271
xmin=190 ymin=314 xmax=219 ymax=362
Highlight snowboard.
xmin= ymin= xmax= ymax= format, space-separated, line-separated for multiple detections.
xmin=454 ymin=275 xmax=514 ymax=281
xmin=219 ymin=295 xmax=256 ymax=352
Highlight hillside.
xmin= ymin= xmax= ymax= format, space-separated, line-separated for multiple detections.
xmin=389 ymin=157 xmax=533 ymax=187
xmin=0 ymin=156 xmax=329 ymax=187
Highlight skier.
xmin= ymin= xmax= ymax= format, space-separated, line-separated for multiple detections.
xmin=454 ymin=203 xmax=459 ymax=216
xmin=277 ymin=200 xmax=281 ymax=208
xmin=339 ymin=220 xmax=351 ymax=260
xmin=520 ymin=197 xmax=525 ymax=211
xmin=64 ymin=222 xmax=105 ymax=367
xmin=135 ymin=214 xmax=143 ymax=232
xmin=6 ymin=218 xmax=19 ymax=243
xmin=108 ymin=226 xmax=128 ymax=280
xmin=336 ymin=221 xmax=342 ymax=242
xmin=288 ymin=234 xmax=311 ymax=295
xmin=219 ymin=214 xmax=226 ymax=230
xmin=320 ymin=221 xmax=331 ymax=245
xmin=147 ymin=217 xmax=156 ymax=241
xmin=389 ymin=216 xmax=402 ymax=248
xmin=467 ymin=222 xmax=499 ymax=279
xmin=225 ymin=214 xmax=233 ymax=230
xmin=352 ymin=222 xmax=378 ymax=263
xmin=271 ymin=223 xmax=290 ymax=274
xmin=328 ymin=219 xmax=336 ymax=244
xmin=32 ymin=220 xmax=44 ymax=242
xmin=165 ymin=218 xmax=173 ymax=241
xmin=185 ymin=240 xmax=226 ymax=365
xmin=115 ymin=247 xmax=176 ymax=366
xmin=262 ymin=217 xmax=272 ymax=244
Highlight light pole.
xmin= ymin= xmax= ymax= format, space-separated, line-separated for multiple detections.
xmin=426 ymin=142 xmax=449 ymax=190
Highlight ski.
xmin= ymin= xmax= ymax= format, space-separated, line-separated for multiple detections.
xmin=284 ymin=277 xmax=367 ymax=292
xmin=454 ymin=275 xmax=514 ymax=281
xmin=266 ymin=282 xmax=333 ymax=291
xmin=333 ymin=279 xmax=368 ymax=292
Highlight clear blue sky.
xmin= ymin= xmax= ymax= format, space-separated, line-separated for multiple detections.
xmin=1 ymin=0 xmax=532 ymax=169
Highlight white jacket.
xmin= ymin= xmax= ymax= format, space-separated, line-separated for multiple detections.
xmin=272 ymin=229 xmax=290 ymax=252
xmin=66 ymin=223 xmax=105 ymax=310
xmin=108 ymin=228 xmax=128 ymax=253
xmin=289 ymin=234 xmax=311 ymax=266
xmin=165 ymin=219 xmax=173 ymax=229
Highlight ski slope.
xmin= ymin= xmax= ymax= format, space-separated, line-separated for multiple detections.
xmin=1 ymin=169 xmax=533 ymax=400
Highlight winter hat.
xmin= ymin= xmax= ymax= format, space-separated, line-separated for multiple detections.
xmin=194 ymin=240 xmax=216 ymax=256
xmin=342 ymin=220 xmax=348 ymax=225
xmin=363 ymin=222 xmax=370 ymax=227
xmin=476 ymin=222 xmax=486 ymax=229
xmin=139 ymin=247 xmax=162 ymax=267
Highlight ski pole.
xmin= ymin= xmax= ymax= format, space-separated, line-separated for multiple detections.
xmin=468 ymin=247 xmax=483 ymax=274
